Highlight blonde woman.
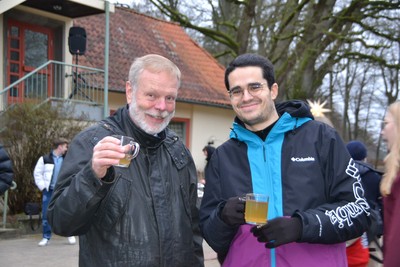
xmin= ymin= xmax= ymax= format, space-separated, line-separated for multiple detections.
xmin=380 ymin=101 xmax=400 ymax=267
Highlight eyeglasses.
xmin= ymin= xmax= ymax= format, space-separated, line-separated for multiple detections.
xmin=228 ymin=82 xmax=267 ymax=99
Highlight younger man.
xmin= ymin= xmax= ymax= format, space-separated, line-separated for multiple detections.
xmin=200 ymin=53 xmax=371 ymax=267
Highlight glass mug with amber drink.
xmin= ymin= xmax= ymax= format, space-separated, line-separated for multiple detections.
xmin=244 ymin=193 xmax=269 ymax=225
xmin=112 ymin=135 xmax=140 ymax=167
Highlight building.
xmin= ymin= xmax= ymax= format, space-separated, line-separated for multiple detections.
xmin=0 ymin=1 xmax=234 ymax=172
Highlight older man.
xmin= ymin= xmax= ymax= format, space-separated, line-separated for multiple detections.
xmin=48 ymin=54 xmax=204 ymax=266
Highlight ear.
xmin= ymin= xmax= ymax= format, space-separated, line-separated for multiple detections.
xmin=270 ymin=83 xmax=279 ymax=100
xmin=126 ymin=81 xmax=132 ymax=104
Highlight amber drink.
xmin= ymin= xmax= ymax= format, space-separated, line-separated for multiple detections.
xmin=245 ymin=193 xmax=269 ymax=225
xmin=118 ymin=155 xmax=132 ymax=167
xmin=112 ymin=135 xmax=140 ymax=168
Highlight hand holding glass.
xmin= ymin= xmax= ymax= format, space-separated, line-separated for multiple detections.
xmin=245 ymin=193 xmax=269 ymax=225
xmin=112 ymin=135 xmax=140 ymax=167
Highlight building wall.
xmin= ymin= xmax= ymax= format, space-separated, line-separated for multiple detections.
xmin=108 ymin=91 xmax=127 ymax=111
xmin=190 ymin=104 xmax=234 ymax=172
xmin=1 ymin=5 xmax=233 ymax=175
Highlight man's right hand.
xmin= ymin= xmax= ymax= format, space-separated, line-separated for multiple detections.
xmin=220 ymin=196 xmax=246 ymax=226
xmin=92 ymin=136 xmax=126 ymax=179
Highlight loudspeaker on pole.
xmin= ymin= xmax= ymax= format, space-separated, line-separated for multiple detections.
xmin=68 ymin=27 xmax=86 ymax=56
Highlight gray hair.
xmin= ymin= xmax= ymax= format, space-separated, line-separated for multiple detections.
xmin=128 ymin=54 xmax=181 ymax=90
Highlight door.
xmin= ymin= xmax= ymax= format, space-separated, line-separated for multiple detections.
xmin=7 ymin=20 xmax=54 ymax=104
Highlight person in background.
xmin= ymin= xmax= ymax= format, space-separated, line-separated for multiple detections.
xmin=198 ymin=145 xmax=216 ymax=207
xmin=346 ymin=141 xmax=383 ymax=267
xmin=202 ymin=145 xmax=216 ymax=183
xmin=0 ymin=143 xmax=14 ymax=195
xmin=47 ymin=54 xmax=203 ymax=267
xmin=380 ymin=101 xmax=400 ymax=267
xmin=199 ymin=53 xmax=371 ymax=267
xmin=33 ymin=138 xmax=75 ymax=246
xmin=346 ymin=141 xmax=383 ymax=226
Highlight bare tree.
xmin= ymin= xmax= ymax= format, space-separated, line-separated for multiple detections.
xmin=134 ymin=0 xmax=399 ymax=155
xmin=145 ymin=0 xmax=400 ymax=101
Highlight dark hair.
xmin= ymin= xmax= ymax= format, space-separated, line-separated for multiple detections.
xmin=224 ymin=53 xmax=275 ymax=91
xmin=203 ymin=145 xmax=216 ymax=161
xmin=53 ymin=138 xmax=69 ymax=148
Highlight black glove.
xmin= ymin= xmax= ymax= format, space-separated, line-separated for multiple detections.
xmin=220 ymin=197 xmax=246 ymax=226
xmin=251 ymin=216 xmax=302 ymax=248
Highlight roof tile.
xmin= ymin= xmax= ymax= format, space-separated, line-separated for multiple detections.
xmin=74 ymin=7 xmax=231 ymax=107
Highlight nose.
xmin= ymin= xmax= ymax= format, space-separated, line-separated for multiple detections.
xmin=154 ymin=98 xmax=167 ymax=111
xmin=242 ymin=88 xmax=253 ymax=100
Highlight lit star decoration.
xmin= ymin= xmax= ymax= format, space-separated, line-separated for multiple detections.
xmin=307 ymin=99 xmax=331 ymax=117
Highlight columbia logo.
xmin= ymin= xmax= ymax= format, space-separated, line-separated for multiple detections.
xmin=291 ymin=157 xmax=315 ymax=162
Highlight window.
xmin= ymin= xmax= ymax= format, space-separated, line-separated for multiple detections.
xmin=169 ymin=118 xmax=190 ymax=148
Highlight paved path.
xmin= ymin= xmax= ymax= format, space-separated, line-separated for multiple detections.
xmin=0 ymin=233 xmax=219 ymax=267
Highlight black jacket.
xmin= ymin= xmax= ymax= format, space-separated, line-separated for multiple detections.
xmin=354 ymin=160 xmax=383 ymax=239
xmin=48 ymin=106 xmax=204 ymax=267
xmin=0 ymin=144 xmax=13 ymax=195
xmin=354 ymin=161 xmax=382 ymax=212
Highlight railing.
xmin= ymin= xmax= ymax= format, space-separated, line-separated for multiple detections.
xmin=0 ymin=60 xmax=105 ymax=112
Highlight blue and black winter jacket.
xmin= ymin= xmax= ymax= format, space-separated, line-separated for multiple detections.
xmin=199 ymin=100 xmax=370 ymax=267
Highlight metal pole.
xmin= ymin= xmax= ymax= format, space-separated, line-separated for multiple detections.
xmin=2 ymin=190 xmax=9 ymax=229
xmin=103 ymin=0 xmax=110 ymax=119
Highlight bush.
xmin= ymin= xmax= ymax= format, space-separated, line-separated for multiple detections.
xmin=0 ymin=102 xmax=92 ymax=214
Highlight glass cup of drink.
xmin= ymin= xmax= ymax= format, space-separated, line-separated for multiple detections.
xmin=112 ymin=135 xmax=140 ymax=168
xmin=244 ymin=193 xmax=269 ymax=225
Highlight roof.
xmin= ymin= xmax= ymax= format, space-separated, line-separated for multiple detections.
xmin=5 ymin=0 xmax=114 ymax=18
xmin=73 ymin=7 xmax=231 ymax=108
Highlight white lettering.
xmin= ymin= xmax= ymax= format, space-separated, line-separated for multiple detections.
xmin=316 ymin=214 xmax=322 ymax=237
xmin=324 ymin=159 xmax=370 ymax=228
xmin=291 ymin=156 xmax=315 ymax=162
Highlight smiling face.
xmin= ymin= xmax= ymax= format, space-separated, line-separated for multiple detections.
xmin=126 ymin=69 xmax=178 ymax=135
xmin=227 ymin=66 xmax=279 ymax=131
